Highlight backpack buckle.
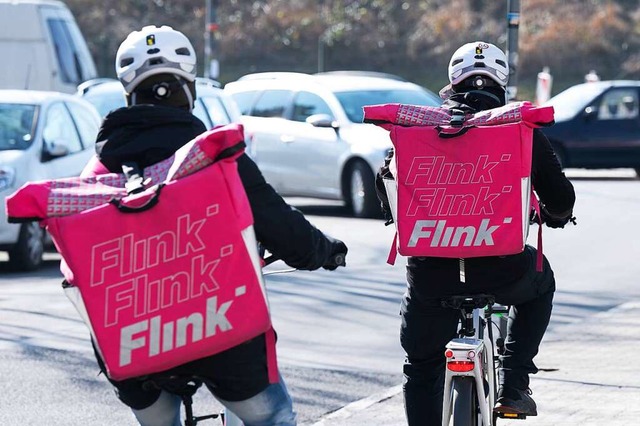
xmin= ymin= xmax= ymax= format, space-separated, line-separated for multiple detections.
xmin=449 ymin=109 xmax=466 ymax=127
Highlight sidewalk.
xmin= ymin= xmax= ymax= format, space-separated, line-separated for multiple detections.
xmin=306 ymin=301 xmax=640 ymax=426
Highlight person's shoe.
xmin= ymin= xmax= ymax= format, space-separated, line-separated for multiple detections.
xmin=494 ymin=387 xmax=538 ymax=416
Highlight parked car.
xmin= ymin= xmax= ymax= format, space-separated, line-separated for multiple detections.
xmin=78 ymin=77 xmax=243 ymax=129
xmin=0 ymin=90 xmax=101 ymax=270
xmin=541 ymin=80 xmax=640 ymax=176
xmin=224 ymin=72 xmax=442 ymax=218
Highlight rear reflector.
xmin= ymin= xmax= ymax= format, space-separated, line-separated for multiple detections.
xmin=446 ymin=361 xmax=475 ymax=372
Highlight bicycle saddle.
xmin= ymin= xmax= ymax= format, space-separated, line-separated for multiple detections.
xmin=142 ymin=375 xmax=204 ymax=397
xmin=441 ymin=294 xmax=496 ymax=310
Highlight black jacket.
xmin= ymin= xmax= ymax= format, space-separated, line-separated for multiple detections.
xmin=90 ymin=104 xmax=341 ymax=401
xmin=95 ymin=104 xmax=337 ymax=270
xmin=375 ymin=95 xmax=576 ymax=293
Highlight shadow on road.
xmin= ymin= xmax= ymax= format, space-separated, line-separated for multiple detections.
xmin=0 ymin=258 xmax=61 ymax=276
xmin=568 ymin=175 xmax=639 ymax=181
xmin=284 ymin=198 xmax=352 ymax=218
xmin=285 ymin=198 xmax=386 ymax=220
xmin=564 ymin=168 xmax=638 ymax=181
xmin=294 ymin=204 xmax=352 ymax=218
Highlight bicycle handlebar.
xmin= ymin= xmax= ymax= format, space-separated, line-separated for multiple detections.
xmin=530 ymin=205 xmax=577 ymax=228
xmin=325 ymin=252 xmax=347 ymax=269
xmin=262 ymin=252 xmax=347 ymax=270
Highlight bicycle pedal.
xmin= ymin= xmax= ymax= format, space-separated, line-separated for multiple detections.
xmin=495 ymin=411 xmax=528 ymax=420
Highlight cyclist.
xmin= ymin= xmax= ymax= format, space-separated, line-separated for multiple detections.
xmin=82 ymin=25 xmax=347 ymax=426
xmin=375 ymin=41 xmax=576 ymax=425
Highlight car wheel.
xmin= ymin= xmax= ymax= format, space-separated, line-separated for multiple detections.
xmin=8 ymin=222 xmax=44 ymax=271
xmin=345 ymin=161 xmax=380 ymax=218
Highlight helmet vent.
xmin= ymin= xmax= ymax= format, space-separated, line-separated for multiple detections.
xmin=147 ymin=48 xmax=160 ymax=54
xmin=474 ymin=62 xmax=486 ymax=68
xmin=451 ymin=58 xmax=463 ymax=66
xmin=149 ymin=57 xmax=164 ymax=66
xmin=474 ymin=54 xmax=484 ymax=59
xmin=175 ymin=47 xmax=191 ymax=56
xmin=120 ymin=57 xmax=134 ymax=67
xmin=495 ymin=59 xmax=507 ymax=67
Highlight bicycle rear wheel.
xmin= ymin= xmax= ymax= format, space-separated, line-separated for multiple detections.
xmin=452 ymin=377 xmax=479 ymax=426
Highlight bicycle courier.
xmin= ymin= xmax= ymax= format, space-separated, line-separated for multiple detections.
xmin=363 ymin=102 xmax=554 ymax=266
xmin=5 ymin=124 xmax=273 ymax=381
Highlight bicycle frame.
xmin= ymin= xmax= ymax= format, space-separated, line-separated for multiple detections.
xmin=441 ymin=295 xmax=508 ymax=426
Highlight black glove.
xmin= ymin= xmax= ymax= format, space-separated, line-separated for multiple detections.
xmin=323 ymin=239 xmax=348 ymax=271
xmin=540 ymin=205 xmax=576 ymax=229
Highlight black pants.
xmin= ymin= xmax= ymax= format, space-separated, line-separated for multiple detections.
xmin=400 ymin=247 xmax=555 ymax=425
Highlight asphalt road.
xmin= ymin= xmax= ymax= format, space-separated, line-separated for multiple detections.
xmin=0 ymin=200 xmax=405 ymax=425
xmin=1 ymin=168 xmax=639 ymax=425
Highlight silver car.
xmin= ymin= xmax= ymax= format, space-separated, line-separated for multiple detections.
xmin=225 ymin=72 xmax=441 ymax=218
xmin=0 ymin=90 xmax=101 ymax=270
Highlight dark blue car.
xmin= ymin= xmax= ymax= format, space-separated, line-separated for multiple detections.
xmin=541 ymin=80 xmax=640 ymax=176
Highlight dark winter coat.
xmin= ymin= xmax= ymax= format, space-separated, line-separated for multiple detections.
xmin=94 ymin=104 xmax=337 ymax=271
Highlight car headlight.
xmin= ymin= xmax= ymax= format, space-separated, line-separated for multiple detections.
xmin=0 ymin=166 xmax=16 ymax=191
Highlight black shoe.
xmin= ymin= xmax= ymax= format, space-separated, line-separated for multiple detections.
xmin=494 ymin=387 xmax=538 ymax=416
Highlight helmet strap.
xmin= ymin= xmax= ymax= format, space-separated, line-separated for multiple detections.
xmin=181 ymin=82 xmax=194 ymax=112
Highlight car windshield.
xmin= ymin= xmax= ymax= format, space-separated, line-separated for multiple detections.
xmin=544 ymin=84 xmax=605 ymax=121
xmin=335 ymin=89 xmax=442 ymax=123
xmin=0 ymin=104 xmax=37 ymax=150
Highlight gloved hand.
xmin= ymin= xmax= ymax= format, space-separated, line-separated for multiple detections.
xmin=323 ymin=239 xmax=348 ymax=270
xmin=540 ymin=205 xmax=576 ymax=229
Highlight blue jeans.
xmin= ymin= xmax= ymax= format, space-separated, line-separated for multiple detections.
xmin=132 ymin=375 xmax=297 ymax=426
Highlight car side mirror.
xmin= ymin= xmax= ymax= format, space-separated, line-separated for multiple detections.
xmin=305 ymin=114 xmax=340 ymax=136
xmin=306 ymin=114 xmax=340 ymax=132
xmin=43 ymin=139 xmax=70 ymax=160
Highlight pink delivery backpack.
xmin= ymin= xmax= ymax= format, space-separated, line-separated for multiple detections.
xmin=363 ymin=102 xmax=554 ymax=267
xmin=5 ymin=124 xmax=278 ymax=382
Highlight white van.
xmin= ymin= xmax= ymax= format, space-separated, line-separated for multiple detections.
xmin=0 ymin=0 xmax=97 ymax=94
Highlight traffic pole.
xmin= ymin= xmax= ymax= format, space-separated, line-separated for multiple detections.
xmin=535 ymin=67 xmax=553 ymax=105
xmin=204 ymin=0 xmax=219 ymax=79
xmin=506 ymin=0 xmax=520 ymax=101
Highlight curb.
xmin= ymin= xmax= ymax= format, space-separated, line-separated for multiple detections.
xmin=308 ymin=384 xmax=403 ymax=425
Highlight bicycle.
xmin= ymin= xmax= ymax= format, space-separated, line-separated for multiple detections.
xmin=140 ymin=251 xmax=346 ymax=426
xmin=440 ymin=294 xmax=523 ymax=426
xmin=141 ymin=375 xmax=226 ymax=426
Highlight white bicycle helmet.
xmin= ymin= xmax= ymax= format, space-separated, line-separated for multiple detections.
xmin=116 ymin=25 xmax=196 ymax=94
xmin=448 ymin=41 xmax=509 ymax=87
